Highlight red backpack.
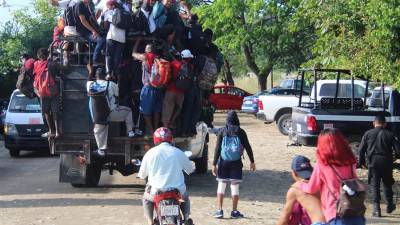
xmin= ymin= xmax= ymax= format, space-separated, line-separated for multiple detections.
xmin=34 ymin=61 xmax=58 ymax=97
xmin=149 ymin=58 xmax=171 ymax=88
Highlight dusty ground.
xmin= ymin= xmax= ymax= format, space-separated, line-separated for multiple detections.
xmin=0 ymin=113 xmax=399 ymax=225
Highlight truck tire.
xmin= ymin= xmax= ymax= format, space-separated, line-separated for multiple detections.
xmin=195 ymin=141 xmax=209 ymax=174
xmin=71 ymin=163 xmax=102 ymax=188
xmin=277 ymin=113 xmax=292 ymax=136
xmin=8 ymin=148 xmax=20 ymax=157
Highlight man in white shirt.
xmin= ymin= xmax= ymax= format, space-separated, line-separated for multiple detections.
xmin=138 ymin=127 xmax=194 ymax=225
xmin=87 ymin=66 xmax=135 ymax=156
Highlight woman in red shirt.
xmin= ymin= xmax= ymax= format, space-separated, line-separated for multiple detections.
xmin=300 ymin=129 xmax=365 ymax=225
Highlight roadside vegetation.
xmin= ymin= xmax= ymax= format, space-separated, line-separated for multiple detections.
xmin=1 ymin=0 xmax=400 ymax=98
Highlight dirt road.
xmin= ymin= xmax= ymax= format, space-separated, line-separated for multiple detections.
xmin=0 ymin=113 xmax=399 ymax=225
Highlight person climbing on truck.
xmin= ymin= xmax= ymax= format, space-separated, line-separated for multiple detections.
xmin=358 ymin=114 xmax=400 ymax=217
xmin=138 ymin=127 xmax=194 ymax=225
xmin=33 ymin=48 xmax=66 ymax=138
xmin=212 ymin=111 xmax=256 ymax=219
xmin=132 ymin=40 xmax=164 ymax=135
xmin=87 ymin=65 xmax=135 ymax=157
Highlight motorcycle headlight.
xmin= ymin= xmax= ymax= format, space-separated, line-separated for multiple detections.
xmin=4 ymin=123 xmax=18 ymax=135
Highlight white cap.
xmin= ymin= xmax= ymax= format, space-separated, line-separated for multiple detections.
xmin=181 ymin=49 xmax=194 ymax=58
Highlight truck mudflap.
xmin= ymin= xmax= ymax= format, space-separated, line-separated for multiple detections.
xmin=59 ymin=153 xmax=91 ymax=184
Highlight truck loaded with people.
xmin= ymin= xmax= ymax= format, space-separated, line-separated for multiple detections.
xmin=14 ymin=0 xmax=225 ymax=187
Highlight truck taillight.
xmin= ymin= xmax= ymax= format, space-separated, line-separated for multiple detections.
xmin=258 ymin=100 xmax=264 ymax=110
xmin=306 ymin=115 xmax=318 ymax=132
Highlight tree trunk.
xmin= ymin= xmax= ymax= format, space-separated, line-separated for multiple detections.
xmin=257 ymin=66 xmax=273 ymax=91
xmin=223 ymin=58 xmax=235 ymax=86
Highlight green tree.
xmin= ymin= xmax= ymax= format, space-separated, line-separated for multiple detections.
xmin=294 ymin=0 xmax=400 ymax=85
xmin=0 ymin=0 xmax=57 ymax=98
xmin=195 ymin=0 xmax=314 ymax=91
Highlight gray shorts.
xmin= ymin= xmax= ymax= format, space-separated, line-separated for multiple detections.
xmin=40 ymin=96 xmax=59 ymax=114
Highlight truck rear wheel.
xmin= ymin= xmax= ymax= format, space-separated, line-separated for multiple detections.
xmin=195 ymin=141 xmax=208 ymax=174
xmin=277 ymin=113 xmax=292 ymax=136
xmin=71 ymin=163 xmax=102 ymax=188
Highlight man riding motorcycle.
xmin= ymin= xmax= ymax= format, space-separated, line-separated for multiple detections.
xmin=138 ymin=127 xmax=195 ymax=225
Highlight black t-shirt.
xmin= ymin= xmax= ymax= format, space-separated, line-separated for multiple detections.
xmin=74 ymin=2 xmax=92 ymax=36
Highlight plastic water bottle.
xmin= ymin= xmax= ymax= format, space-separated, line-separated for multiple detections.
xmin=343 ymin=184 xmax=355 ymax=196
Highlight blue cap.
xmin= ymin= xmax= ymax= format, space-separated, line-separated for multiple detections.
xmin=291 ymin=155 xmax=313 ymax=180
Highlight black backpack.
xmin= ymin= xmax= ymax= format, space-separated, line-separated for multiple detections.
xmin=16 ymin=65 xmax=36 ymax=99
xmin=88 ymin=81 xmax=111 ymax=125
xmin=63 ymin=0 xmax=76 ymax=26
xmin=175 ymin=62 xmax=193 ymax=91
xmin=112 ymin=7 xmax=132 ymax=30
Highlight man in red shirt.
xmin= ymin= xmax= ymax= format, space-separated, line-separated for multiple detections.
xmin=162 ymin=49 xmax=194 ymax=129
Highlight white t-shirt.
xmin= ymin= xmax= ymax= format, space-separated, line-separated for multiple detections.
xmin=86 ymin=79 xmax=119 ymax=111
xmin=138 ymin=143 xmax=195 ymax=195
xmin=58 ymin=0 xmax=79 ymax=9
xmin=141 ymin=8 xmax=156 ymax=33
xmin=104 ymin=9 xmax=126 ymax=43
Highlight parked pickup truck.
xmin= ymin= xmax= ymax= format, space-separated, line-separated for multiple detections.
xmin=49 ymin=37 xmax=209 ymax=187
xmin=289 ymin=69 xmax=400 ymax=154
xmin=256 ymin=79 xmax=369 ymax=135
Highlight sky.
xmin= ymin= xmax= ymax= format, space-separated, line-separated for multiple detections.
xmin=0 ymin=0 xmax=32 ymax=24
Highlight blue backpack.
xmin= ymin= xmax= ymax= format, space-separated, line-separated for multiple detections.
xmin=221 ymin=135 xmax=242 ymax=161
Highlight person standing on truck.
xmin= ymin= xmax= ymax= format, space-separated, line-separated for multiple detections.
xmin=212 ymin=111 xmax=256 ymax=219
xmin=132 ymin=40 xmax=163 ymax=135
xmin=138 ymin=127 xmax=194 ymax=225
xmin=33 ymin=48 xmax=65 ymax=138
xmin=358 ymin=114 xmax=400 ymax=217
xmin=276 ymin=155 xmax=326 ymax=225
xmin=87 ymin=65 xmax=135 ymax=157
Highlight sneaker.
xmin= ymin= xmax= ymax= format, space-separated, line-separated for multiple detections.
xmin=41 ymin=132 xmax=49 ymax=138
xmin=93 ymin=149 xmax=106 ymax=158
xmin=128 ymin=131 xmax=135 ymax=138
xmin=214 ymin=209 xmax=223 ymax=219
xmin=230 ymin=210 xmax=244 ymax=219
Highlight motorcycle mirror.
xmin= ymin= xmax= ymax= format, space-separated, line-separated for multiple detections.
xmin=184 ymin=151 xmax=192 ymax=158
xmin=131 ymin=159 xmax=141 ymax=166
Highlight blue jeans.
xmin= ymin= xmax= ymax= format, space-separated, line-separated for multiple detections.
xmin=328 ymin=216 xmax=365 ymax=225
xmin=180 ymin=87 xmax=202 ymax=134
xmin=84 ymin=33 xmax=106 ymax=63
xmin=106 ymin=39 xmax=124 ymax=75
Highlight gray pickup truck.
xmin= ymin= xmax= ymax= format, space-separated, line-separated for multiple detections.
xmin=289 ymin=68 xmax=400 ymax=154
xmin=50 ymin=38 xmax=209 ymax=187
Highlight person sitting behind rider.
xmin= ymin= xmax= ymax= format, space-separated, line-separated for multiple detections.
xmin=138 ymin=127 xmax=194 ymax=225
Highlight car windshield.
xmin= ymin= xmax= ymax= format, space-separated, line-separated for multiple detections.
xmin=8 ymin=93 xmax=41 ymax=113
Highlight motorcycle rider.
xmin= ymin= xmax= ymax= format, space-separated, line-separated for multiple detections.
xmin=138 ymin=127 xmax=194 ymax=225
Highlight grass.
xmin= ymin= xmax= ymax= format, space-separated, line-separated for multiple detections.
xmin=234 ymin=69 xmax=289 ymax=94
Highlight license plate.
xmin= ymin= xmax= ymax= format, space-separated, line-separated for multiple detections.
xmin=323 ymin=123 xmax=333 ymax=129
xmin=29 ymin=118 xmax=40 ymax=125
xmin=160 ymin=205 xmax=180 ymax=216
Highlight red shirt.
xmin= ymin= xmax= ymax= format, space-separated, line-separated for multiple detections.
xmin=166 ymin=60 xmax=184 ymax=94
xmin=142 ymin=53 xmax=157 ymax=86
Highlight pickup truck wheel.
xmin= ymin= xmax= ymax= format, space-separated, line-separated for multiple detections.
xmin=9 ymin=149 xmax=20 ymax=157
xmin=71 ymin=163 xmax=102 ymax=188
xmin=277 ymin=114 xmax=292 ymax=136
xmin=195 ymin=142 xmax=208 ymax=174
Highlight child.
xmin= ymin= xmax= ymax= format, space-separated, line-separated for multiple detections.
xmin=276 ymin=155 xmax=326 ymax=225
xmin=212 ymin=111 xmax=256 ymax=219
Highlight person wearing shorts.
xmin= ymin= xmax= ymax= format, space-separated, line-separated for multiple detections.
xmin=211 ymin=111 xmax=256 ymax=219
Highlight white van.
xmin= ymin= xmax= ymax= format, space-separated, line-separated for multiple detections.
xmin=3 ymin=90 xmax=48 ymax=157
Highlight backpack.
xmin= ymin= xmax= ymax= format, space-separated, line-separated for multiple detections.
xmin=221 ymin=135 xmax=243 ymax=161
xmin=327 ymin=166 xmax=367 ymax=218
xmin=112 ymin=6 xmax=132 ymax=30
xmin=175 ymin=62 xmax=193 ymax=91
xmin=150 ymin=58 xmax=171 ymax=88
xmin=198 ymin=56 xmax=218 ymax=91
xmin=34 ymin=62 xmax=58 ymax=98
xmin=63 ymin=0 xmax=76 ymax=26
xmin=152 ymin=1 xmax=167 ymax=28
xmin=88 ymin=81 xmax=111 ymax=125
xmin=16 ymin=66 xmax=36 ymax=99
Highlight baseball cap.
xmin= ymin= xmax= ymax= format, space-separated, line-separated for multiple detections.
xmin=181 ymin=49 xmax=194 ymax=59
xmin=291 ymin=155 xmax=313 ymax=180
